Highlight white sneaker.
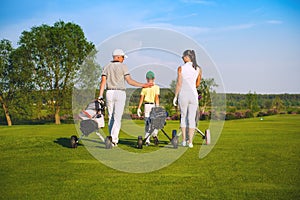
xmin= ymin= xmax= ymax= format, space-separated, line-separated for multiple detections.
xmin=188 ymin=143 xmax=193 ymax=148
xmin=112 ymin=142 xmax=118 ymax=147
xmin=182 ymin=141 xmax=187 ymax=147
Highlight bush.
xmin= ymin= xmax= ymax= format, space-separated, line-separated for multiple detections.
xmin=225 ymin=112 xmax=235 ymax=120
xmin=244 ymin=110 xmax=254 ymax=118
xmin=170 ymin=113 xmax=180 ymax=120
xmin=257 ymin=111 xmax=267 ymax=117
xmin=200 ymin=111 xmax=211 ymax=120
xmin=267 ymin=109 xmax=278 ymax=115
xmin=234 ymin=112 xmax=243 ymax=119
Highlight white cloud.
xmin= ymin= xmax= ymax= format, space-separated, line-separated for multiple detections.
xmin=266 ymin=20 xmax=283 ymax=25
xmin=218 ymin=23 xmax=256 ymax=32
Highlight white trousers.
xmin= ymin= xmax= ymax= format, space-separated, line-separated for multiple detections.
xmin=106 ymin=90 xmax=126 ymax=143
xmin=178 ymin=91 xmax=198 ymax=129
xmin=144 ymin=103 xmax=155 ymax=118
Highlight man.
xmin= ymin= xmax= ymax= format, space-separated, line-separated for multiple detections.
xmin=98 ymin=49 xmax=152 ymax=146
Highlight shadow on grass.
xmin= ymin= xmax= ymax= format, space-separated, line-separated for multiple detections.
xmin=119 ymin=137 xmax=170 ymax=148
xmin=54 ymin=136 xmax=173 ymax=149
xmin=54 ymin=137 xmax=82 ymax=148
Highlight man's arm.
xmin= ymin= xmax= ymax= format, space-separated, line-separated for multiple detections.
xmin=99 ymin=75 xmax=106 ymax=97
xmin=125 ymin=75 xmax=153 ymax=88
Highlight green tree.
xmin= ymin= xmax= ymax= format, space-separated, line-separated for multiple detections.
xmin=0 ymin=39 xmax=13 ymax=125
xmin=272 ymin=96 xmax=285 ymax=111
xmin=18 ymin=21 xmax=96 ymax=124
xmin=197 ymin=78 xmax=218 ymax=112
xmin=246 ymin=91 xmax=259 ymax=113
xmin=264 ymin=100 xmax=272 ymax=109
xmin=0 ymin=39 xmax=34 ymax=125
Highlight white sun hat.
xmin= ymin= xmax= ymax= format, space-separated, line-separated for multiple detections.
xmin=112 ymin=49 xmax=128 ymax=58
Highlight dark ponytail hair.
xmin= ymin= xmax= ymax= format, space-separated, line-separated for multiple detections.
xmin=183 ymin=50 xmax=199 ymax=70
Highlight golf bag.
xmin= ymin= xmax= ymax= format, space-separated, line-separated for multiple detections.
xmin=148 ymin=106 xmax=167 ymax=133
xmin=137 ymin=107 xmax=178 ymax=149
xmin=70 ymin=99 xmax=106 ymax=148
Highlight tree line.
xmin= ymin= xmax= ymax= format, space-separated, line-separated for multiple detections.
xmin=1 ymin=21 xmax=299 ymax=126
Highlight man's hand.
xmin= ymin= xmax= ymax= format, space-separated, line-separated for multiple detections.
xmin=98 ymin=96 xmax=106 ymax=110
xmin=137 ymin=108 xmax=142 ymax=117
xmin=98 ymin=96 xmax=105 ymax=104
xmin=142 ymin=82 xmax=154 ymax=88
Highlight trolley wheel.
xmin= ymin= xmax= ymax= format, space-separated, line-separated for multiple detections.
xmin=205 ymin=129 xmax=211 ymax=145
xmin=105 ymin=136 xmax=112 ymax=149
xmin=137 ymin=136 xmax=143 ymax=149
xmin=171 ymin=130 xmax=178 ymax=149
xmin=70 ymin=135 xmax=78 ymax=148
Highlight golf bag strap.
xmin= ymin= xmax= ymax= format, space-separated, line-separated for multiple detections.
xmin=82 ymin=110 xmax=92 ymax=119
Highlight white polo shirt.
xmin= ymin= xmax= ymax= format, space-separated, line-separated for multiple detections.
xmin=102 ymin=61 xmax=129 ymax=90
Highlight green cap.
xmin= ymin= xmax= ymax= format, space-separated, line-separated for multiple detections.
xmin=146 ymin=71 xmax=155 ymax=79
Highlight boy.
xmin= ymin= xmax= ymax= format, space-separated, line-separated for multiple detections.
xmin=137 ymin=71 xmax=160 ymax=146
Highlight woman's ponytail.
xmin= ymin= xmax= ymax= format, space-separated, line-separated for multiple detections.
xmin=191 ymin=50 xmax=199 ymax=70
xmin=183 ymin=49 xmax=199 ymax=70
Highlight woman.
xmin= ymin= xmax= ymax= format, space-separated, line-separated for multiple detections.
xmin=173 ymin=50 xmax=202 ymax=148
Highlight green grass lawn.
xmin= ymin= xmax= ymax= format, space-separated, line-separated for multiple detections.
xmin=0 ymin=115 xmax=299 ymax=200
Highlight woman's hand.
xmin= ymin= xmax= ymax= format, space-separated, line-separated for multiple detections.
xmin=173 ymin=96 xmax=177 ymax=106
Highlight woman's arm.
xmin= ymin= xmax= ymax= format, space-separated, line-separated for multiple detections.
xmin=173 ymin=67 xmax=182 ymax=106
xmin=174 ymin=66 xmax=182 ymax=98
xmin=196 ymin=67 xmax=202 ymax=88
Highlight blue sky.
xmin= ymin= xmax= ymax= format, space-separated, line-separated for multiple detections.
xmin=1 ymin=0 xmax=300 ymax=93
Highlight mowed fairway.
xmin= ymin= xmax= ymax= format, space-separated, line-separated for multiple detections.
xmin=0 ymin=115 xmax=299 ymax=200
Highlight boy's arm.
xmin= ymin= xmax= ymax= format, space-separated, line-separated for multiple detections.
xmin=137 ymin=95 xmax=144 ymax=117
xmin=138 ymin=95 xmax=144 ymax=109
xmin=155 ymin=86 xmax=160 ymax=106
xmin=155 ymin=94 xmax=159 ymax=106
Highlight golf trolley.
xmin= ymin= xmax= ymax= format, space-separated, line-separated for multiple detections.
xmin=158 ymin=109 xmax=211 ymax=148
xmin=137 ymin=107 xmax=179 ymax=149
xmin=70 ymin=99 xmax=114 ymax=149
xmin=177 ymin=109 xmax=211 ymax=145
xmin=195 ymin=127 xmax=210 ymax=145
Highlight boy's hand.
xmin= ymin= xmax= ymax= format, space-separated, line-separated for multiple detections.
xmin=137 ymin=108 xmax=142 ymax=117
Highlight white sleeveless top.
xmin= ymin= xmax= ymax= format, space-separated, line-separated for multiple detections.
xmin=179 ymin=62 xmax=199 ymax=98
